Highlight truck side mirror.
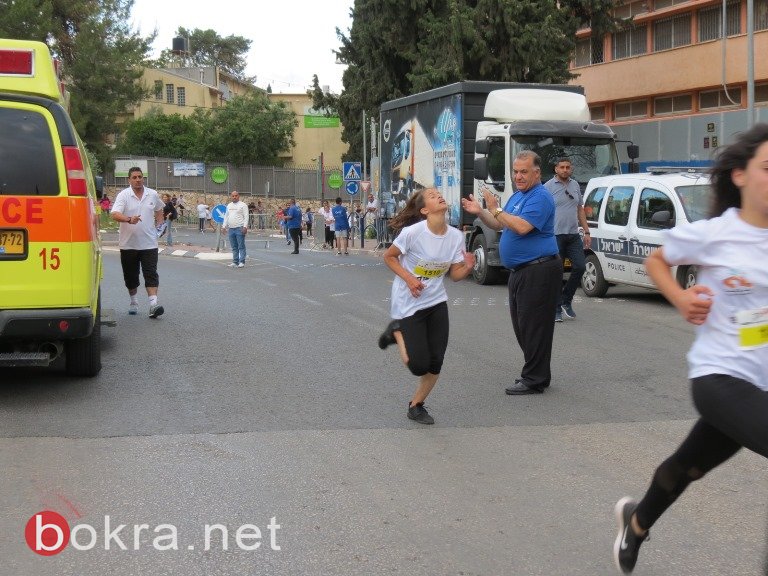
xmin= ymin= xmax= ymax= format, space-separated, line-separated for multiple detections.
xmin=475 ymin=139 xmax=489 ymax=155
xmin=627 ymin=161 xmax=640 ymax=173
xmin=627 ymin=144 xmax=639 ymax=160
xmin=94 ymin=175 xmax=104 ymax=195
xmin=474 ymin=157 xmax=489 ymax=181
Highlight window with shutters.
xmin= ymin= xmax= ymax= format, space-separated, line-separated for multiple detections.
xmin=613 ymin=25 xmax=647 ymax=60
xmin=653 ymin=14 xmax=691 ymax=51
xmin=698 ymin=2 xmax=741 ymax=42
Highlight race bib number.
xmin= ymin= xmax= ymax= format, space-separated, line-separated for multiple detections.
xmin=735 ymin=306 xmax=768 ymax=349
xmin=413 ymin=260 xmax=450 ymax=280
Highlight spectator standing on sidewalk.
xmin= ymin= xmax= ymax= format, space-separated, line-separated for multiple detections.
xmin=161 ymin=193 xmax=177 ymax=246
xmin=544 ymin=157 xmax=591 ymax=322
xmin=255 ymin=199 xmax=266 ymax=229
xmin=331 ymin=197 xmax=350 ymax=255
xmin=223 ymin=191 xmax=249 ymax=268
xmin=612 ymin=123 xmax=768 ymax=574
xmin=110 ymin=167 xmax=165 ymax=319
xmin=317 ymin=200 xmax=334 ymax=249
xmin=377 ymin=188 xmax=474 ymax=424
xmin=196 ymin=201 xmax=207 ymax=233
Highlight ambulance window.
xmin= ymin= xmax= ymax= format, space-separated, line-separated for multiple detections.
xmin=0 ymin=108 xmax=59 ymax=196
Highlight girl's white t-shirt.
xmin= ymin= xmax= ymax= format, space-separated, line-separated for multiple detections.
xmin=663 ymin=208 xmax=768 ymax=390
xmin=390 ymin=220 xmax=465 ymax=319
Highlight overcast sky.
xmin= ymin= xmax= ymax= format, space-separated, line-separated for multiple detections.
xmin=130 ymin=0 xmax=353 ymax=94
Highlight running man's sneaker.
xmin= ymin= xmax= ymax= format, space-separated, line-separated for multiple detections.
xmin=561 ymin=303 xmax=577 ymax=319
xmin=407 ymin=403 xmax=434 ymax=425
xmin=228 ymin=263 xmax=238 ymax=267
xmin=237 ymin=263 xmax=244 ymax=268
xmin=128 ymin=303 xmax=139 ymax=315
xmin=555 ymin=310 xmax=563 ymax=322
xmin=149 ymin=305 xmax=164 ymax=319
xmin=613 ymin=497 xmax=649 ymax=574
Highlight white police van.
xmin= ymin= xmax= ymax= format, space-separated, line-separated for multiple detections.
xmin=580 ymin=170 xmax=712 ymax=297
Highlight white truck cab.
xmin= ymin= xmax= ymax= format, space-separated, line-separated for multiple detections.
xmin=580 ymin=170 xmax=712 ymax=297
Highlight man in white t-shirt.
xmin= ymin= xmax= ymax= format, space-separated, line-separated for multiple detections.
xmin=110 ymin=167 xmax=166 ymax=318
xmin=196 ymin=202 xmax=208 ymax=233
xmin=223 ymin=190 xmax=249 ymax=267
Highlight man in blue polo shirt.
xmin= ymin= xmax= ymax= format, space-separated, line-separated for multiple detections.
xmin=462 ymin=150 xmax=560 ymax=395
xmin=331 ymin=197 xmax=350 ymax=255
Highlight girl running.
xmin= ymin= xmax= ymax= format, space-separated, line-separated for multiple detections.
xmin=613 ymin=123 xmax=768 ymax=573
xmin=378 ymin=188 xmax=475 ymax=424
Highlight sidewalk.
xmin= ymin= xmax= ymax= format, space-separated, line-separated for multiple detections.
xmin=100 ymin=226 xmax=385 ymax=260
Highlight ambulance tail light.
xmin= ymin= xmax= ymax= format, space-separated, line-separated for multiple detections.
xmin=63 ymin=146 xmax=88 ymax=196
xmin=0 ymin=49 xmax=34 ymax=76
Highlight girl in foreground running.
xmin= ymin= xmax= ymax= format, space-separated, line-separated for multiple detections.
xmin=378 ymin=188 xmax=474 ymax=424
xmin=613 ymin=123 xmax=768 ymax=573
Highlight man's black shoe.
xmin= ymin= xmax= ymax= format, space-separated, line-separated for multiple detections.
xmin=407 ymin=402 xmax=434 ymax=425
xmin=378 ymin=320 xmax=400 ymax=350
xmin=505 ymin=380 xmax=544 ymax=395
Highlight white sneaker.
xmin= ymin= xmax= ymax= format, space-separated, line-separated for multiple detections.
xmin=228 ymin=263 xmax=237 ymax=267
xmin=237 ymin=263 xmax=244 ymax=268
xmin=128 ymin=303 xmax=138 ymax=315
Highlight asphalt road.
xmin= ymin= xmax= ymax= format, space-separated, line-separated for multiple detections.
xmin=1 ymin=238 xmax=766 ymax=575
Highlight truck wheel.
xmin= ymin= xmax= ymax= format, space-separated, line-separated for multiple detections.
xmin=471 ymin=234 xmax=501 ymax=285
xmin=677 ymin=265 xmax=697 ymax=289
xmin=65 ymin=291 xmax=102 ymax=377
xmin=581 ymin=254 xmax=609 ymax=297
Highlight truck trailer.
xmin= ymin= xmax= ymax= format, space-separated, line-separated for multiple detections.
xmin=379 ymin=81 xmax=633 ymax=284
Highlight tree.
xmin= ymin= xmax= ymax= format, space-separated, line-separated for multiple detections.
xmin=0 ymin=0 xmax=54 ymax=39
xmin=313 ymin=0 xmax=620 ymax=162
xmin=118 ymin=109 xmax=204 ymax=158
xmin=0 ymin=0 xmax=153 ymax=170
xmin=198 ymin=92 xmax=297 ymax=166
xmin=152 ymin=27 xmax=254 ymax=83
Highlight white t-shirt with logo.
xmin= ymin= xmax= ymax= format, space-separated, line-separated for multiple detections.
xmin=662 ymin=208 xmax=768 ymax=390
xmin=112 ymin=186 xmax=163 ymax=250
xmin=390 ymin=220 xmax=465 ymax=319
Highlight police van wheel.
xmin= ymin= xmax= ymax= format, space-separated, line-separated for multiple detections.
xmin=65 ymin=292 xmax=102 ymax=377
xmin=581 ymin=254 xmax=609 ymax=298
xmin=677 ymin=265 xmax=697 ymax=289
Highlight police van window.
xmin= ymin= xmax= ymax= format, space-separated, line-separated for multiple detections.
xmin=604 ymin=186 xmax=634 ymax=226
xmin=0 ymin=108 xmax=58 ymax=196
xmin=637 ymin=188 xmax=675 ymax=229
xmin=584 ymin=186 xmax=607 ymax=223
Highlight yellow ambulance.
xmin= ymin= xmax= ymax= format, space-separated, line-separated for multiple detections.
xmin=0 ymin=38 xmax=103 ymax=376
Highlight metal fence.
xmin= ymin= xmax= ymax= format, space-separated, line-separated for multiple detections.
xmin=104 ymin=157 xmax=342 ymax=201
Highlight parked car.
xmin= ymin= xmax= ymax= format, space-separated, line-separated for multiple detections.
xmin=580 ymin=170 xmax=712 ymax=297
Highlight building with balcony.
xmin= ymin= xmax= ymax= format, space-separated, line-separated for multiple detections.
xmin=570 ymin=0 xmax=768 ymax=167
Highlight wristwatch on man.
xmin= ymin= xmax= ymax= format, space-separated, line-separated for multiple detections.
xmin=492 ymin=208 xmax=504 ymax=219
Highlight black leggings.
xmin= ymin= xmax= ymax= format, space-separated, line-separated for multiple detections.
xmin=635 ymin=373 xmax=768 ymax=531
xmin=398 ymin=301 xmax=449 ymax=376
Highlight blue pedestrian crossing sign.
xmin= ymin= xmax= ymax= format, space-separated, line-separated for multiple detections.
xmin=343 ymin=161 xmax=362 ymax=181
xmin=345 ymin=181 xmax=360 ymax=195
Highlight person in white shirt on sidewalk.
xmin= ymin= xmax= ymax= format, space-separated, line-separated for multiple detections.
xmin=110 ymin=167 xmax=166 ymax=318
xmin=222 ymin=191 xmax=249 ymax=267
